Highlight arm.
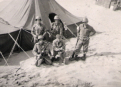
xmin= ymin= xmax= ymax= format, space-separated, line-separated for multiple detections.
xmin=77 ymin=26 xmax=80 ymax=38
xmin=31 ymin=25 xmax=36 ymax=36
xmin=32 ymin=44 xmax=38 ymax=56
xmin=60 ymin=23 xmax=63 ymax=36
xmin=89 ymin=26 xmax=96 ymax=36
xmin=61 ymin=41 xmax=65 ymax=50
xmin=51 ymin=23 xmax=54 ymax=31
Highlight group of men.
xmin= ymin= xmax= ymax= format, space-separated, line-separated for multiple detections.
xmin=31 ymin=15 xmax=96 ymax=67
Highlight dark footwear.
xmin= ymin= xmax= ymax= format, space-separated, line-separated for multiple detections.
xmin=81 ymin=54 xmax=86 ymax=61
xmin=69 ymin=54 xmax=78 ymax=61
xmin=75 ymin=55 xmax=82 ymax=61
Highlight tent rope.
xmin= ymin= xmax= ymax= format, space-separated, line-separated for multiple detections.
xmin=8 ymin=33 xmax=30 ymax=58
xmin=7 ymin=29 xmax=22 ymax=60
xmin=0 ymin=51 xmax=9 ymax=66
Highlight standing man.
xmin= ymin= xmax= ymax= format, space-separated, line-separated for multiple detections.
xmin=52 ymin=34 xmax=65 ymax=64
xmin=32 ymin=36 xmax=52 ymax=67
xmin=31 ymin=16 xmax=46 ymax=43
xmin=51 ymin=15 xmax=64 ymax=41
xmin=70 ymin=17 xmax=96 ymax=61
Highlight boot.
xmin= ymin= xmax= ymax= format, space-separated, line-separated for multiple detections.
xmin=81 ymin=54 xmax=86 ymax=60
xmin=69 ymin=52 xmax=77 ymax=61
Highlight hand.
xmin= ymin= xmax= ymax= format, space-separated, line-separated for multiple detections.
xmin=36 ymin=54 xmax=41 ymax=57
xmin=34 ymin=35 xmax=38 ymax=38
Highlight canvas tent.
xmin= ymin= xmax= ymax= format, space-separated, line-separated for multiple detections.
xmin=0 ymin=0 xmax=81 ymax=57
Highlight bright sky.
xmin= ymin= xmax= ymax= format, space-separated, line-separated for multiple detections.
xmin=0 ymin=0 xmax=3 ymax=2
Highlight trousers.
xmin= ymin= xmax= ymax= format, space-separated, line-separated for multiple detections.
xmin=75 ymin=39 xmax=89 ymax=55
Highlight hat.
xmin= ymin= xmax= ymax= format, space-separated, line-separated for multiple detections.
xmin=82 ymin=17 xmax=88 ymax=23
xmin=54 ymin=15 xmax=60 ymax=20
xmin=38 ymin=36 xmax=43 ymax=40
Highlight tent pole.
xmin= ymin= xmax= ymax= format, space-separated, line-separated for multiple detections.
xmin=63 ymin=22 xmax=77 ymax=37
xmin=50 ymin=0 xmax=79 ymax=27
xmin=7 ymin=29 xmax=21 ymax=59
xmin=23 ymin=29 xmax=32 ymax=35
xmin=8 ymin=33 xmax=30 ymax=58
xmin=0 ymin=51 xmax=9 ymax=66
xmin=49 ymin=1 xmax=78 ymax=37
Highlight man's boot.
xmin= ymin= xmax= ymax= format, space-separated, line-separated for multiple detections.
xmin=81 ymin=54 xmax=86 ymax=60
xmin=69 ymin=52 xmax=77 ymax=61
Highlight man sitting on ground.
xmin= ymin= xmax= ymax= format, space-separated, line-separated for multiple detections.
xmin=32 ymin=36 xmax=52 ymax=67
xmin=52 ymin=34 xmax=65 ymax=64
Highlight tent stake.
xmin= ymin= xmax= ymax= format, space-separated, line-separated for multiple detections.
xmin=8 ymin=29 xmax=21 ymax=59
xmin=0 ymin=51 xmax=9 ymax=66
xmin=8 ymin=33 xmax=30 ymax=58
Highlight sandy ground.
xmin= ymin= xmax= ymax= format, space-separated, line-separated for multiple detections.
xmin=0 ymin=0 xmax=121 ymax=87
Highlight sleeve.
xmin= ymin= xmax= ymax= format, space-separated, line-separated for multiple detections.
xmin=42 ymin=24 xmax=46 ymax=35
xmin=77 ymin=25 xmax=81 ymax=38
xmin=32 ymin=44 xmax=37 ymax=56
xmin=52 ymin=40 xmax=56 ymax=50
xmin=62 ymin=41 xmax=65 ymax=50
xmin=60 ymin=23 xmax=63 ymax=36
xmin=51 ymin=23 xmax=54 ymax=30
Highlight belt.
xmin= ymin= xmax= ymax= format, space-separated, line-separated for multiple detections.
xmin=79 ymin=37 xmax=89 ymax=41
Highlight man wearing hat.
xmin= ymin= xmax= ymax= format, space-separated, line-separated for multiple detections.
xmin=32 ymin=36 xmax=52 ymax=67
xmin=52 ymin=34 xmax=65 ymax=64
xmin=70 ymin=17 xmax=96 ymax=61
xmin=31 ymin=16 xmax=46 ymax=43
xmin=51 ymin=15 xmax=64 ymax=41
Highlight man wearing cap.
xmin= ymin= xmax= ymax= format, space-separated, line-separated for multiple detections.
xmin=51 ymin=15 xmax=64 ymax=40
xmin=31 ymin=16 xmax=46 ymax=43
xmin=52 ymin=34 xmax=65 ymax=64
xmin=32 ymin=36 xmax=52 ymax=67
xmin=70 ymin=17 xmax=96 ymax=61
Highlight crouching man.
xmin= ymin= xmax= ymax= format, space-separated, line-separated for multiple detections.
xmin=70 ymin=17 xmax=96 ymax=61
xmin=52 ymin=34 xmax=65 ymax=64
xmin=32 ymin=36 xmax=52 ymax=67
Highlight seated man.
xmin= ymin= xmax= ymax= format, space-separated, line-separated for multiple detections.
xmin=52 ymin=34 xmax=65 ymax=64
xmin=32 ymin=36 xmax=52 ymax=67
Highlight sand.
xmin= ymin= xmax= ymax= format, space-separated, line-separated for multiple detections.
xmin=0 ymin=0 xmax=121 ymax=87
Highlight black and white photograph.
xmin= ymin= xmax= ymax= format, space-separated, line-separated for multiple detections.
xmin=0 ymin=0 xmax=121 ymax=87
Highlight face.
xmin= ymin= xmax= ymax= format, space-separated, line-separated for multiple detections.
xmin=56 ymin=35 xmax=61 ymax=39
xmin=36 ymin=19 xmax=41 ymax=24
xmin=55 ymin=19 xmax=59 ymax=24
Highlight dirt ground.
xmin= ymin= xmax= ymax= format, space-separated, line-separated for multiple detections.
xmin=0 ymin=0 xmax=121 ymax=87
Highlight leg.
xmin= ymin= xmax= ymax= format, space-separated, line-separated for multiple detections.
xmin=82 ymin=40 xmax=89 ymax=60
xmin=35 ymin=58 xmax=43 ymax=67
xmin=70 ymin=40 xmax=83 ymax=60
xmin=75 ymin=40 xmax=83 ymax=55
xmin=52 ymin=51 xmax=59 ymax=61
xmin=44 ymin=56 xmax=52 ymax=65
xmin=58 ymin=52 xmax=64 ymax=64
